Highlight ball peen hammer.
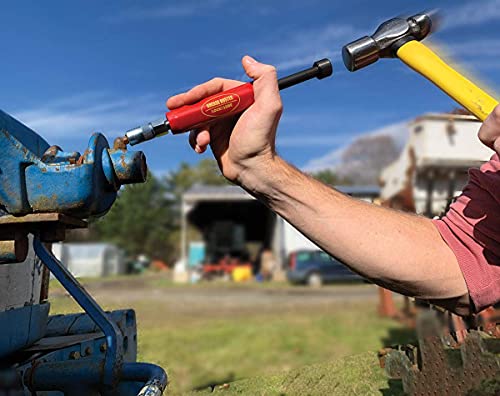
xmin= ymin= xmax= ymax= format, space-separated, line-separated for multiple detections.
xmin=342 ymin=12 xmax=499 ymax=121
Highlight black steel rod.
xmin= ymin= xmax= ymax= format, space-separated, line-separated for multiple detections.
xmin=278 ymin=58 xmax=333 ymax=90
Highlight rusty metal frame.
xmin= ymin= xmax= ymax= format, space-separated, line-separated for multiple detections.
xmin=381 ymin=311 xmax=500 ymax=395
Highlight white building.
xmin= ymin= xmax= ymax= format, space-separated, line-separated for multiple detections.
xmin=51 ymin=242 xmax=126 ymax=278
xmin=380 ymin=113 xmax=493 ymax=216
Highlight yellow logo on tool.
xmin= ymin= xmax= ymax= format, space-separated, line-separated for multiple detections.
xmin=201 ymin=93 xmax=241 ymax=117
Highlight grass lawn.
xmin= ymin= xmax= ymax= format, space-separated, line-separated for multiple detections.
xmin=49 ymin=276 xmax=414 ymax=395
xmin=192 ymin=352 xmax=404 ymax=395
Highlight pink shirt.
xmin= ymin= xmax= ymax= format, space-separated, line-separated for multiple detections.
xmin=433 ymin=154 xmax=500 ymax=313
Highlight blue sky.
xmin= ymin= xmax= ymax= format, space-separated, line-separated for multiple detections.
xmin=2 ymin=0 xmax=500 ymax=175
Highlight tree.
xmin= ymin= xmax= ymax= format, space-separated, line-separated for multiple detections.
xmin=89 ymin=159 xmax=227 ymax=263
xmin=163 ymin=158 xmax=227 ymax=201
xmin=91 ymin=171 xmax=175 ymax=262
xmin=310 ymin=169 xmax=352 ymax=186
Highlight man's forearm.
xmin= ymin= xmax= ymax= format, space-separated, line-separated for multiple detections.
xmin=241 ymin=157 xmax=468 ymax=302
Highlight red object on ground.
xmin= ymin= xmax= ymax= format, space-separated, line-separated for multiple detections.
xmin=202 ymin=257 xmax=252 ymax=278
xmin=150 ymin=259 xmax=169 ymax=271
xmin=289 ymin=252 xmax=297 ymax=270
xmin=378 ymin=287 xmax=398 ymax=318
xmin=167 ymin=83 xmax=255 ymax=133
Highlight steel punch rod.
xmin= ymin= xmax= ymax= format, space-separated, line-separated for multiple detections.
xmin=124 ymin=58 xmax=333 ymax=146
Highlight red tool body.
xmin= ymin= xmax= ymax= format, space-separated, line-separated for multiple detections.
xmin=167 ymin=83 xmax=255 ymax=133
xmin=124 ymin=59 xmax=332 ymax=146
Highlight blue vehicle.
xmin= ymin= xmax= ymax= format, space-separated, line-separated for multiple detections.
xmin=287 ymin=249 xmax=363 ymax=286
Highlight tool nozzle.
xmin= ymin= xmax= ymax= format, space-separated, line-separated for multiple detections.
xmin=125 ymin=119 xmax=170 ymax=146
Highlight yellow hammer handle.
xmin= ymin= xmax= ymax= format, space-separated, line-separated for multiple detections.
xmin=396 ymin=40 xmax=498 ymax=121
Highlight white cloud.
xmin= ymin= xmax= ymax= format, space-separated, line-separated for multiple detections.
xmin=104 ymin=0 xmax=229 ymax=23
xmin=303 ymin=120 xmax=409 ymax=171
xmin=105 ymin=5 xmax=197 ymax=23
xmin=255 ymin=23 xmax=362 ymax=71
xmin=277 ymin=134 xmax=352 ymax=148
xmin=444 ymin=0 xmax=500 ymax=29
xmin=13 ymin=92 xmax=163 ymax=140
xmin=427 ymin=39 xmax=500 ymax=72
xmin=445 ymin=38 xmax=500 ymax=57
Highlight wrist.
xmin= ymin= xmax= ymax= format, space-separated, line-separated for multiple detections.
xmin=236 ymin=155 xmax=288 ymax=201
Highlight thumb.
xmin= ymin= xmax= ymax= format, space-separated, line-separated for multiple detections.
xmin=242 ymin=55 xmax=281 ymax=107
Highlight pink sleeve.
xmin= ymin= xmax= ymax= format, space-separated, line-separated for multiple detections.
xmin=432 ymin=154 xmax=500 ymax=313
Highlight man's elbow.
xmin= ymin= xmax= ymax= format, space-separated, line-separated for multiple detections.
xmin=428 ymin=294 xmax=472 ymax=317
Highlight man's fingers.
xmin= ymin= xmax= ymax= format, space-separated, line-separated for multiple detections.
xmin=167 ymin=78 xmax=241 ymax=110
xmin=242 ymin=55 xmax=282 ymax=116
xmin=189 ymin=129 xmax=211 ymax=153
xmin=478 ymin=105 xmax=500 ymax=152
xmin=242 ymin=55 xmax=273 ymax=79
xmin=196 ymin=129 xmax=211 ymax=152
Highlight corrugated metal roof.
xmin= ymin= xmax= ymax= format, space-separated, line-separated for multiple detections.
xmin=184 ymin=184 xmax=254 ymax=202
xmin=184 ymin=184 xmax=379 ymax=202
xmin=335 ymin=185 xmax=380 ymax=196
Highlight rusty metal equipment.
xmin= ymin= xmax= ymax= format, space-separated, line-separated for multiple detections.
xmin=380 ymin=311 xmax=500 ymax=395
xmin=0 ymin=109 xmax=147 ymax=219
xmin=0 ymin=110 xmax=167 ymax=395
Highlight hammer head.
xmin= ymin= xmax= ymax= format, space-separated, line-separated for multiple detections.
xmin=342 ymin=12 xmax=434 ymax=72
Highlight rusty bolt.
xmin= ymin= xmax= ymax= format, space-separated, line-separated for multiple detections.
xmin=113 ymin=136 xmax=129 ymax=150
xmin=100 ymin=343 xmax=107 ymax=353
xmin=69 ymin=351 xmax=81 ymax=360
xmin=84 ymin=346 xmax=92 ymax=356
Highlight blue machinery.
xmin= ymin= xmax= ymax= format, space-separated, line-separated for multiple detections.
xmin=0 ymin=110 xmax=167 ymax=395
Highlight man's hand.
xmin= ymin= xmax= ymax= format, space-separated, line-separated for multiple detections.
xmin=478 ymin=104 xmax=500 ymax=154
xmin=166 ymin=56 xmax=283 ymax=185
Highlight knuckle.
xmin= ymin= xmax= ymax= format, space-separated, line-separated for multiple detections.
xmin=477 ymin=130 xmax=487 ymax=146
xmin=264 ymin=65 xmax=277 ymax=76
xmin=271 ymin=99 xmax=283 ymax=114
xmin=491 ymin=104 xmax=500 ymax=121
xmin=188 ymin=84 xmax=201 ymax=94
xmin=477 ymin=124 xmax=490 ymax=144
xmin=480 ymin=105 xmax=500 ymax=143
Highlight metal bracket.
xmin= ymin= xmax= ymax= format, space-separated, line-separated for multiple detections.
xmin=32 ymin=236 xmax=167 ymax=395
xmin=382 ymin=312 xmax=500 ymax=395
xmin=33 ymin=236 xmax=122 ymax=390
xmin=0 ymin=213 xmax=86 ymax=264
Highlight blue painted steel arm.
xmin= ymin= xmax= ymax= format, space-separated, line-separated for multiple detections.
xmin=32 ymin=236 xmax=168 ymax=395
xmin=33 ymin=235 xmax=122 ymax=390
xmin=0 ymin=109 xmax=49 ymax=156
xmin=27 ymin=361 xmax=168 ymax=395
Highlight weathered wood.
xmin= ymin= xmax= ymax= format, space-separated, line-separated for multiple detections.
xmin=0 ymin=235 xmax=43 ymax=310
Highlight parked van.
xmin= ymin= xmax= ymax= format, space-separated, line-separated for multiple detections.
xmin=287 ymin=249 xmax=362 ymax=287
